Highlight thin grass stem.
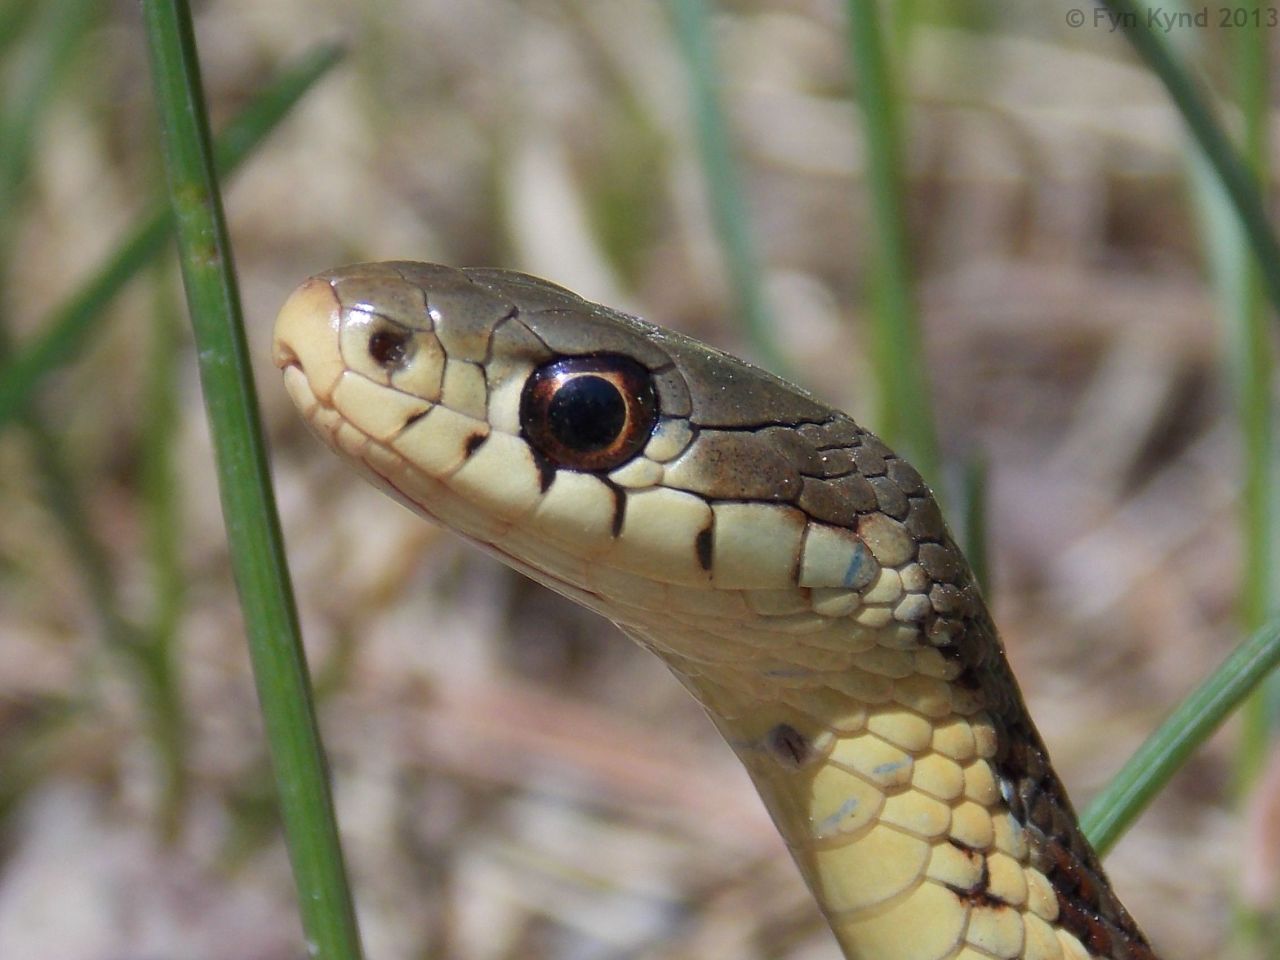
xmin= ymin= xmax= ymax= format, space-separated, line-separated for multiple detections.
xmin=0 ymin=0 xmax=129 ymax=654
xmin=1082 ymin=617 xmax=1280 ymax=855
xmin=1098 ymin=0 xmax=1280 ymax=320
xmin=140 ymin=2 xmax=362 ymax=957
xmin=138 ymin=260 xmax=188 ymax=840
xmin=1226 ymin=0 xmax=1276 ymax=798
xmin=844 ymin=0 xmax=939 ymax=485
xmin=667 ymin=0 xmax=788 ymax=374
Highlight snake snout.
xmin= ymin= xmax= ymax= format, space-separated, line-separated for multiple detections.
xmin=273 ymin=275 xmax=346 ymax=403
xmin=271 ymin=335 xmax=298 ymax=370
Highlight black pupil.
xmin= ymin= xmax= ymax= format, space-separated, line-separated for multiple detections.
xmin=546 ymin=375 xmax=625 ymax=452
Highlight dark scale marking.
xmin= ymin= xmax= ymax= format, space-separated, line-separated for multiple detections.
xmin=463 ymin=433 xmax=487 ymax=456
xmin=479 ymin=305 xmax=523 ymax=366
xmin=927 ymin=617 xmax=962 ymax=650
xmin=789 ymin=537 xmax=805 ymax=587
xmin=803 ymin=451 xmax=857 ymax=480
xmin=947 ymin=835 xmax=983 ymax=855
xmin=403 ymin=409 xmax=429 ymax=430
xmin=885 ymin=456 xmax=926 ymax=496
xmin=1055 ymin=896 xmax=1114 ymax=956
xmin=868 ymin=475 xmax=910 ymax=520
xmin=695 ymin=527 xmax=713 ymax=571
xmin=905 ymin=495 xmax=947 ymax=543
xmin=530 ymin=449 xmax=557 ymax=493
xmin=606 ymin=482 xmax=627 ymax=537
xmin=799 ymin=415 xmax=862 ymax=451
xmin=850 ymin=445 xmax=887 ymax=477
xmin=765 ymin=723 xmax=812 ymax=768
xmin=939 ymin=601 xmax=1162 ymax=960
xmin=945 ymin=856 xmax=1009 ymax=909
xmin=964 ymin=891 xmax=1011 ymax=910
xmin=918 ymin=540 xmax=961 ymax=582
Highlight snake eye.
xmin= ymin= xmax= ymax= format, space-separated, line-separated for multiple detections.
xmin=520 ymin=355 xmax=658 ymax=472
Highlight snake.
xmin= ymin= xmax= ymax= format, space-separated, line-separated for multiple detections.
xmin=272 ymin=261 xmax=1161 ymax=960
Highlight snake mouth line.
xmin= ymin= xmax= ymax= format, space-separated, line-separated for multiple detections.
xmin=273 ymin=343 xmax=300 ymax=371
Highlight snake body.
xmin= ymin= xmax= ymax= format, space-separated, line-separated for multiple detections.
xmin=273 ymin=261 xmax=1160 ymax=960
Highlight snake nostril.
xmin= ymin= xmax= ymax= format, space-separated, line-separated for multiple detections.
xmin=368 ymin=327 xmax=412 ymax=369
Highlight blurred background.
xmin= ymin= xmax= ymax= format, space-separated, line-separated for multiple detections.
xmin=0 ymin=1 xmax=1273 ymax=957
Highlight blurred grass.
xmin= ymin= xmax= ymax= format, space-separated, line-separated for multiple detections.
xmin=845 ymin=0 xmax=940 ymax=485
xmin=0 ymin=0 xmax=151 ymax=820
xmin=0 ymin=0 xmax=95 ymax=228
xmin=1 ymin=2 xmax=1278 ymax=958
xmin=668 ymin=0 xmax=788 ymax=375
xmin=0 ymin=43 xmax=344 ymax=432
xmin=139 ymin=1 xmax=361 ymax=959
xmin=1083 ymin=615 xmax=1280 ymax=855
xmin=138 ymin=260 xmax=186 ymax=839
xmin=1094 ymin=1 xmax=1279 ymax=948
xmin=1098 ymin=0 xmax=1280 ymax=318
xmin=0 ymin=11 xmax=341 ymax=852
xmin=0 ymin=0 xmax=101 ymax=617
xmin=1230 ymin=10 xmax=1277 ymax=946
xmin=843 ymin=0 xmax=1280 ymax=889
xmin=1222 ymin=0 xmax=1278 ymax=808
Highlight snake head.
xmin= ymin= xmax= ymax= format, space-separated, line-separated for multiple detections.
xmin=272 ymin=261 xmax=958 ymax=641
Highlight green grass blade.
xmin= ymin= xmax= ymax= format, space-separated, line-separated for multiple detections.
xmin=138 ymin=262 xmax=189 ymax=841
xmin=1224 ymin=0 xmax=1276 ymax=800
xmin=0 ymin=0 xmax=193 ymax=843
xmin=0 ymin=0 xmax=38 ymax=60
xmin=1226 ymin=26 xmax=1280 ymax=949
xmin=0 ymin=15 xmax=337 ymax=844
xmin=20 ymin=412 xmax=139 ymax=649
xmin=1081 ymin=617 xmax=1280 ymax=854
xmin=140 ymin=3 xmax=363 ymax=958
xmin=0 ymin=42 xmax=343 ymax=434
xmin=0 ymin=0 xmax=96 ymax=229
xmin=1208 ymin=8 xmax=1274 ymax=950
xmin=1095 ymin=14 xmax=1278 ymax=943
xmin=667 ymin=0 xmax=788 ymax=374
xmin=1098 ymin=0 xmax=1280 ymax=321
xmin=0 ymin=0 xmax=128 ymax=652
xmin=844 ymin=0 xmax=939 ymax=486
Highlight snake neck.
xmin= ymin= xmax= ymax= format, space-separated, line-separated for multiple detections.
xmin=622 ymin=597 xmax=1158 ymax=960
